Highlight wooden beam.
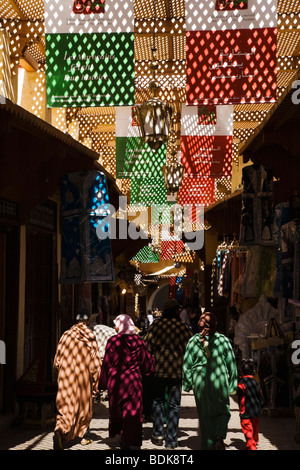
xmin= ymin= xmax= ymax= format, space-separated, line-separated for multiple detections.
xmin=5 ymin=0 xmax=26 ymax=19
xmin=19 ymin=57 xmax=36 ymax=72
xmin=278 ymin=12 xmax=300 ymax=32
xmin=164 ymin=0 xmax=172 ymax=19
xmin=135 ymin=18 xmax=185 ymax=34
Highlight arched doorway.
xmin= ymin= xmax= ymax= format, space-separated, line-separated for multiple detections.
xmin=147 ymin=283 xmax=170 ymax=312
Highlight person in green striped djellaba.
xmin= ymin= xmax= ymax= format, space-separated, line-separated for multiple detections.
xmin=183 ymin=312 xmax=238 ymax=450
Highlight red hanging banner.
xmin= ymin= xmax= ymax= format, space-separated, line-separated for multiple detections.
xmin=180 ymin=104 xmax=233 ymax=178
xmin=178 ymin=176 xmax=215 ymax=207
xmin=185 ymin=0 xmax=278 ymax=105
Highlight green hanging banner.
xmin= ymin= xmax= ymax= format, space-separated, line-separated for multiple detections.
xmin=44 ymin=0 xmax=135 ymax=107
xmin=130 ymin=176 xmax=168 ymax=206
xmin=131 ymin=246 xmax=159 ymax=264
xmin=115 ymin=107 xmax=167 ymax=179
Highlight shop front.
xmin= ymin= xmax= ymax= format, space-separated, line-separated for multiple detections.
xmin=204 ymin=73 xmax=300 ymax=422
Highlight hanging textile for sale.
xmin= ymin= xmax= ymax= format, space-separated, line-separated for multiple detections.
xmin=210 ymin=239 xmax=247 ymax=307
xmin=241 ymin=245 xmax=276 ymax=299
xmin=239 ymin=164 xmax=275 ymax=246
xmin=230 ymin=249 xmax=247 ymax=306
xmin=59 ymin=171 xmax=114 ymax=283
xmin=280 ymin=220 xmax=300 ymax=301
xmin=273 ymin=202 xmax=290 ymax=298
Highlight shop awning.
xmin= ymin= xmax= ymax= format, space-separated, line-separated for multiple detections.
xmin=0 ymin=97 xmax=122 ymax=222
xmin=238 ymin=69 xmax=300 ymax=203
xmin=204 ymin=190 xmax=242 ymax=238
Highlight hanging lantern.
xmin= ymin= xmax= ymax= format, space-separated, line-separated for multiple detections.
xmin=162 ymin=131 xmax=184 ymax=195
xmin=162 ymin=162 xmax=184 ymax=194
xmin=134 ymin=95 xmax=173 ymax=150
xmin=133 ymin=1 xmax=172 ymax=150
xmin=134 ymin=46 xmax=172 ymax=150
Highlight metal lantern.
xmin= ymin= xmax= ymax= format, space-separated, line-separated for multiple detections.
xmin=133 ymin=0 xmax=173 ymax=150
xmin=134 ymin=96 xmax=173 ymax=150
xmin=163 ymin=128 xmax=184 ymax=194
xmin=162 ymin=161 xmax=184 ymax=194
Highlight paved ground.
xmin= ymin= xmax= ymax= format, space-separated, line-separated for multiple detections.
xmin=0 ymin=390 xmax=299 ymax=454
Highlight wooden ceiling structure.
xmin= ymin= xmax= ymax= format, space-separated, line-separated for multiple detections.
xmin=1 ymin=0 xmax=300 ymax=198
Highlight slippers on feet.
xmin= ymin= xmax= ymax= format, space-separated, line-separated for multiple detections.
xmin=81 ymin=438 xmax=92 ymax=445
xmin=53 ymin=431 xmax=64 ymax=450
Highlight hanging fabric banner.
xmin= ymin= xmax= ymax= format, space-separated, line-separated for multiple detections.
xmin=161 ymin=240 xmax=185 ymax=261
xmin=130 ymin=176 xmax=168 ymax=206
xmin=115 ymin=106 xmax=167 ymax=179
xmin=185 ymin=0 xmax=278 ymax=105
xmin=178 ymin=175 xmax=216 ymax=207
xmin=44 ymin=0 xmax=134 ymax=107
xmin=131 ymin=245 xmax=159 ymax=264
xmin=60 ymin=171 xmax=114 ymax=283
xmin=181 ymin=104 xmax=233 ymax=178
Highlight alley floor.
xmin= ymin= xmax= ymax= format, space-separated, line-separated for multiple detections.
xmin=0 ymin=390 xmax=299 ymax=454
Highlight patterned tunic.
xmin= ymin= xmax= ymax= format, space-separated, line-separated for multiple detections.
xmin=183 ymin=332 xmax=238 ymax=449
xmin=98 ymin=333 xmax=155 ymax=447
xmin=144 ymin=314 xmax=192 ymax=379
xmin=93 ymin=324 xmax=116 ymax=359
xmin=54 ymin=323 xmax=101 ymax=440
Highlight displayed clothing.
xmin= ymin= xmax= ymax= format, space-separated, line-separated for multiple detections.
xmin=211 ymin=243 xmax=277 ymax=308
xmin=280 ymin=220 xmax=300 ymax=300
xmin=258 ymin=346 xmax=290 ymax=410
xmin=234 ymin=295 xmax=281 ymax=359
xmin=273 ymin=202 xmax=290 ymax=298
xmin=239 ymin=164 xmax=275 ymax=246
xmin=210 ymin=246 xmax=247 ymax=306
xmin=242 ymin=245 xmax=276 ymax=299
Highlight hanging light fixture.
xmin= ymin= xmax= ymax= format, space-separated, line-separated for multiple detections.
xmin=134 ymin=0 xmax=173 ymax=150
xmin=162 ymin=119 xmax=184 ymax=194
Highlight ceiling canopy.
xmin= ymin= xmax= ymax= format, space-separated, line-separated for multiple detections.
xmin=1 ymin=0 xmax=300 ymax=199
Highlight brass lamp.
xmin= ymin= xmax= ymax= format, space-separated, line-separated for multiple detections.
xmin=134 ymin=0 xmax=173 ymax=150
xmin=162 ymin=161 xmax=184 ymax=194
xmin=162 ymin=121 xmax=184 ymax=194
